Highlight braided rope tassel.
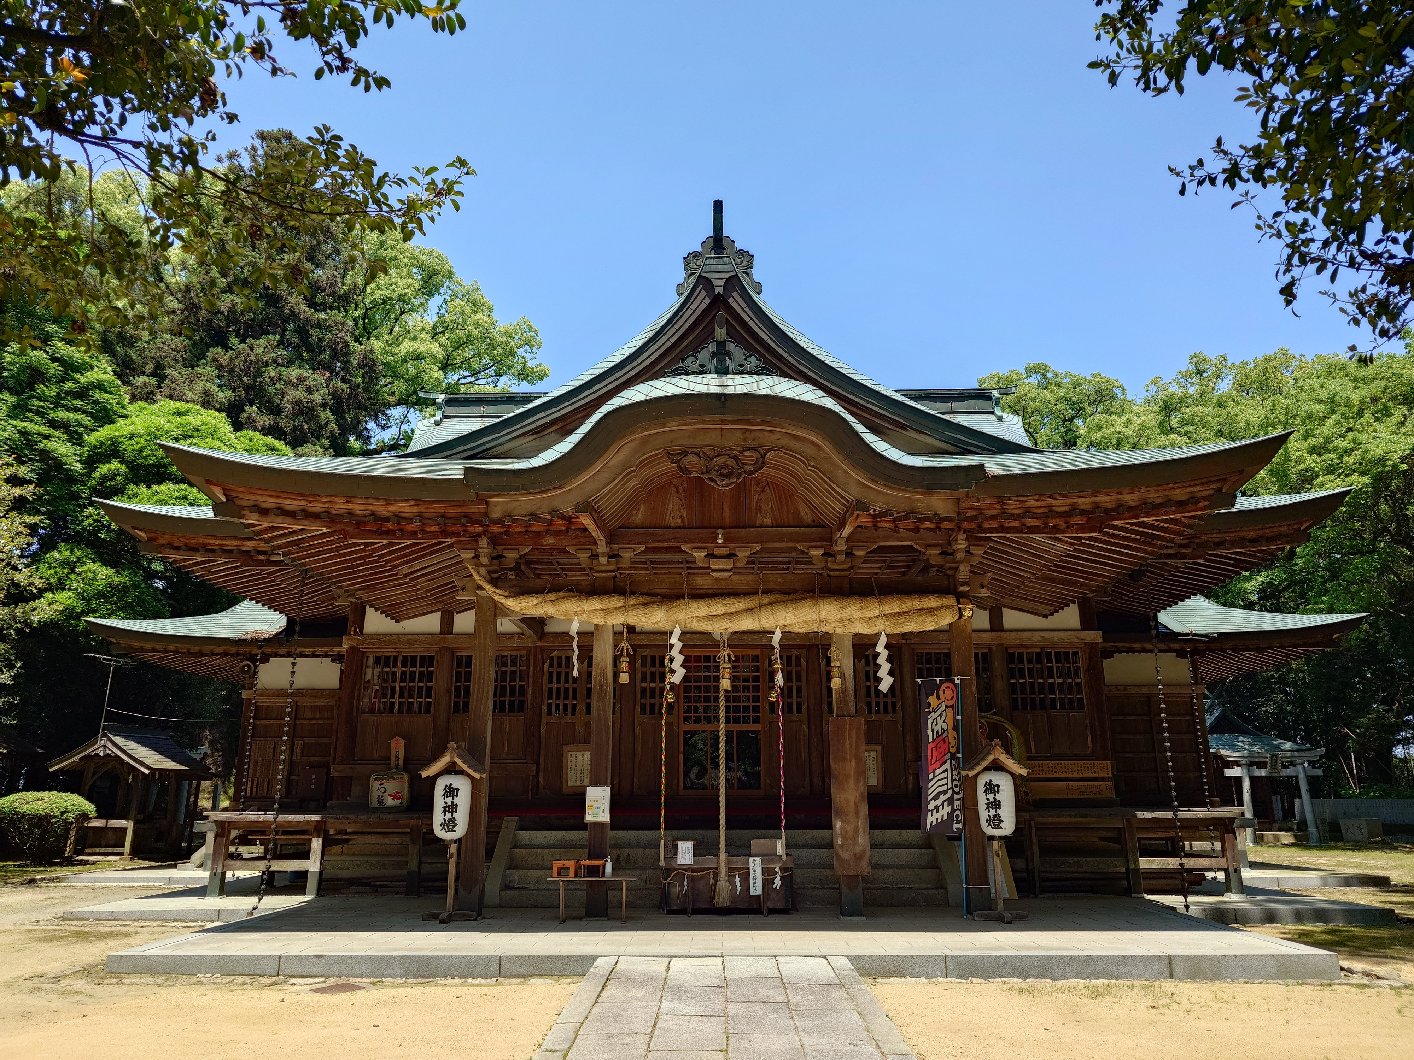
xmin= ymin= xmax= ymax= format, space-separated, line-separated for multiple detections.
xmin=714 ymin=634 xmax=732 ymax=906
xmin=1187 ymin=654 xmax=1213 ymax=807
xmin=771 ymin=629 xmax=787 ymax=859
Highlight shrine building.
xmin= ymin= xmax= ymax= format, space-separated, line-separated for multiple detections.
xmin=88 ymin=205 xmax=1364 ymax=917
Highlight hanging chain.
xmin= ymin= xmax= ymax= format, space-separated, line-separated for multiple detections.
xmin=248 ymin=569 xmax=307 ymax=918
xmin=1186 ymin=654 xmax=1213 ymax=807
xmin=237 ymin=639 xmax=267 ymax=811
xmin=1151 ymin=613 xmax=1190 ymax=914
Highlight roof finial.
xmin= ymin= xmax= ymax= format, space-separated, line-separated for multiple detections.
xmin=712 ymin=199 xmax=724 ymax=254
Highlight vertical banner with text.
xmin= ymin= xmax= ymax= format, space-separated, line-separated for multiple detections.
xmin=919 ymin=677 xmax=964 ymax=836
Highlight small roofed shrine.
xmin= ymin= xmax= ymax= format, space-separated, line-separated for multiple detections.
xmin=48 ymin=726 xmax=211 ymax=858
xmin=1206 ymin=707 xmax=1326 ymax=845
xmin=88 ymin=204 xmax=1365 ymax=916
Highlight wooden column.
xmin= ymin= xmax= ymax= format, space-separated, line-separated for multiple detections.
xmin=456 ymin=592 xmax=496 ymax=914
xmin=586 ymin=622 xmax=615 ymax=918
xmin=951 ymin=606 xmax=991 ymax=911
xmin=828 ymin=632 xmax=870 ymax=917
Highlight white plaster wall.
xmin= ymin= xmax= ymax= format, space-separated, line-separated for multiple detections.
xmin=364 ymin=609 xmax=442 ymax=634
xmin=1001 ymin=604 xmax=1081 ymax=631
xmin=1103 ymin=652 xmax=1192 ymax=685
xmin=257 ymin=658 xmax=343 ymax=689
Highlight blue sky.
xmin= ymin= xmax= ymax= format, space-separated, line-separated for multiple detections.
xmin=215 ymin=2 xmax=1373 ymax=396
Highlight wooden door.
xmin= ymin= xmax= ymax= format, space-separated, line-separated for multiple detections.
xmin=537 ymin=648 xmax=593 ymax=797
xmin=856 ymin=648 xmax=906 ymax=795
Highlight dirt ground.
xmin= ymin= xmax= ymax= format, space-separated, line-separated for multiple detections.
xmin=873 ymin=978 xmax=1414 ymax=1060
xmin=0 ymin=881 xmax=575 ymax=1060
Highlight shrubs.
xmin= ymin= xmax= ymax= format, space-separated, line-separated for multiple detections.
xmin=0 ymin=791 xmax=97 ymax=863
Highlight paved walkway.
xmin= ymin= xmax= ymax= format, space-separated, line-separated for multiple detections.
xmin=98 ymin=896 xmax=1339 ymax=981
xmin=536 ymin=955 xmax=913 ymax=1060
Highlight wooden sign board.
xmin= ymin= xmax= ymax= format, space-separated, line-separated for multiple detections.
xmin=584 ymin=785 xmax=610 ymax=824
xmin=563 ymin=745 xmax=591 ymax=791
xmin=864 ymin=745 xmax=881 ymax=791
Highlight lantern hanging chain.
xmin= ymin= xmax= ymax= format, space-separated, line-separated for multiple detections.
xmin=714 ymin=633 xmax=732 ymax=907
xmin=249 ymin=569 xmax=307 ymax=919
xmin=1187 ymin=654 xmax=1213 ymax=807
xmin=239 ymin=636 xmax=269 ymax=811
xmin=1151 ymin=613 xmax=1190 ymax=914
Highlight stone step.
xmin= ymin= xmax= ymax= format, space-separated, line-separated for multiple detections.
xmin=793 ymin=885 xmax=952 ymax=908
xmin=505 ymin=845 xmax=938 ymax=870
xmin=511 ymin=828 xmax=931 ymax=849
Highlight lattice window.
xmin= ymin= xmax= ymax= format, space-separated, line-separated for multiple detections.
xmin=911 ymin=650 xmax=994 ymax=710
xmin=1007 ymin=649 xmax=1085 ymax=711
xmin=360 ymin=653 xmax=435 ymax=715
xmin=637 ymin=652 xmax=668 ymax=716
xmin=857 ymin=649 xmax=899 ymax=715
xmin=975 ymin=650 xmax=994 ymax=714
xmin=451 ymin=652 xmax=528 ymax=715
xmin=770 ymin=652 xmax=806 ymax=716
xmin=544 ymin=650 xmax=593 ymax=717
xmin=451 ymin=654 xmax=474 ymax=714
xmin=914 ymin=650 xmax=953 ymax=683
xmin=680 ymin=651 xmax=762 ymax=727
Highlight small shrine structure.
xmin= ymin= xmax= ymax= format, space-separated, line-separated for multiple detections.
xmin=1207 ymin=707 xmax=1325 ymax=844
xmin=48 ymin=726 xmax=210 ymax=857
xmin=84 ymin=205 xmax=1364 ymax=914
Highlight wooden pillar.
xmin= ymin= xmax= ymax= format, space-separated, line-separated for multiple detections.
xmin=1238 ymin=761 xmax=1256 ymax=848
xmin=828 ymin=632 xmax=870 ymax=917
xmin=951 ymin=607 xmax=991 ymax=912
xmin=586 ymin=622 xmax=615 ymax=918
xmin=456 ymin=592 xmax=496 ymax=914
xmin=900 ymin=644 xmax=920 ymax=798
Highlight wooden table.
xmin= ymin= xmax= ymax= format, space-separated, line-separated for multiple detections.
xmin=546 ymin=876 xmax=637 ymax=924
xmin=204 ymin=811 xmax=427 ymax=899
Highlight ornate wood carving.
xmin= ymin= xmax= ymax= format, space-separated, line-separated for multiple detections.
xmin=665 ymin=447 xmax=771 ymax=489
xmin=666 ymin=340 xmax=775 ymax=377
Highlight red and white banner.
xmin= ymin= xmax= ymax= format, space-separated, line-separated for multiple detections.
xmin=920 ymin=678 xmax=964 ymax=836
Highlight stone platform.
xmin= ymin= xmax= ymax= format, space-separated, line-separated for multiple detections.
xmin=100 ymin=895 xmax=1338 ymax=982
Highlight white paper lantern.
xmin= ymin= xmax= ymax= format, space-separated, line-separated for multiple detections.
xmin=432 ymin=773 xmax=473 ymax=841
xmin=976 ymin=769 xmax=1016 ymax=838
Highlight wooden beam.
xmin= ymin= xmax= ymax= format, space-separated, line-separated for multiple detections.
xmin=505 ymin=613 xmax=545 ymax=642
xmin=586 ymin=622 xmax=615 ymax=918
xmin=828 ymin=632 xmax=870 ymax=917
xmin=456 ymin=592 xmax=497 ymax=914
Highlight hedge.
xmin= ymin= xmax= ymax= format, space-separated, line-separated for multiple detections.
xmin=0 ymin=791 xmax=97 ymax=863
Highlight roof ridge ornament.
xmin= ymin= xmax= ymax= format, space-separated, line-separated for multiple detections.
xmin=678 ymin=199 xmax=763 ymax=296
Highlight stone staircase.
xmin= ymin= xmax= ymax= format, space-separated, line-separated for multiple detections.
xmin=493 ymin=826 xmax=954 ymax=910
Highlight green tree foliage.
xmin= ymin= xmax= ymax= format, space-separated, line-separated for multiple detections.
xmin=357 ymin=231 xmax=546 ymax=444
xmin=106 ymin=135 xmax=545 ymax=454
xmin=0 ymin=0 xmax=473 ymax=344
xmin=0 ymin=307 xmax=290 ymax=789
xmin=1092 ymin=2 xmax=1414 ymax=349
xmin=977 ymin=364 xmax=1131 ymax=449
xmin=985 ymin=345 xmax=1414 ymax=788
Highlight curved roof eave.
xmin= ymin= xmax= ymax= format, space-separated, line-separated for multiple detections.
xmin=160 ymin=443 xmax=474 ymax=502
xmin=94 ymin=498 xmax=253 ymax=539
xmin=85 ymin=600 xmax=288 ymax=647
xmin=1157 ymin=594 xmax=1367 ymax=638
xmin=1202 ymin=488 xmax=1353 ymax=531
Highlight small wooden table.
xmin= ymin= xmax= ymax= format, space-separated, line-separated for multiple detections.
xmin=547 ymin=876 xmax=637 ymax=924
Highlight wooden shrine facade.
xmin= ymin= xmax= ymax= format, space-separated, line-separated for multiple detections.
xmin=87 ymin=207 xmax=1365 ymax=912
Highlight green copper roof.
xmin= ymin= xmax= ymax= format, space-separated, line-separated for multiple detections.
xmin=86 ymin=600 xmax=286 ymax=642
xmin=1159 ymin=595 xmax=1366 ymax=636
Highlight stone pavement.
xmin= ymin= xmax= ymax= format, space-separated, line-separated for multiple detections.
xmin=100 ymin=896 xmax=1339 ymax=981
xmin=535 ymin=955 xmax=914 ymax=1060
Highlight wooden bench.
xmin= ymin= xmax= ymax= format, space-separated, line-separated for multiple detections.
xmin=547 ymin=876 xmax=637 ymax=924
xmin=204 ymin=811 xmax=427 ymax=899
xmin=1021 ymin=806 xmax=1245 ymax=898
